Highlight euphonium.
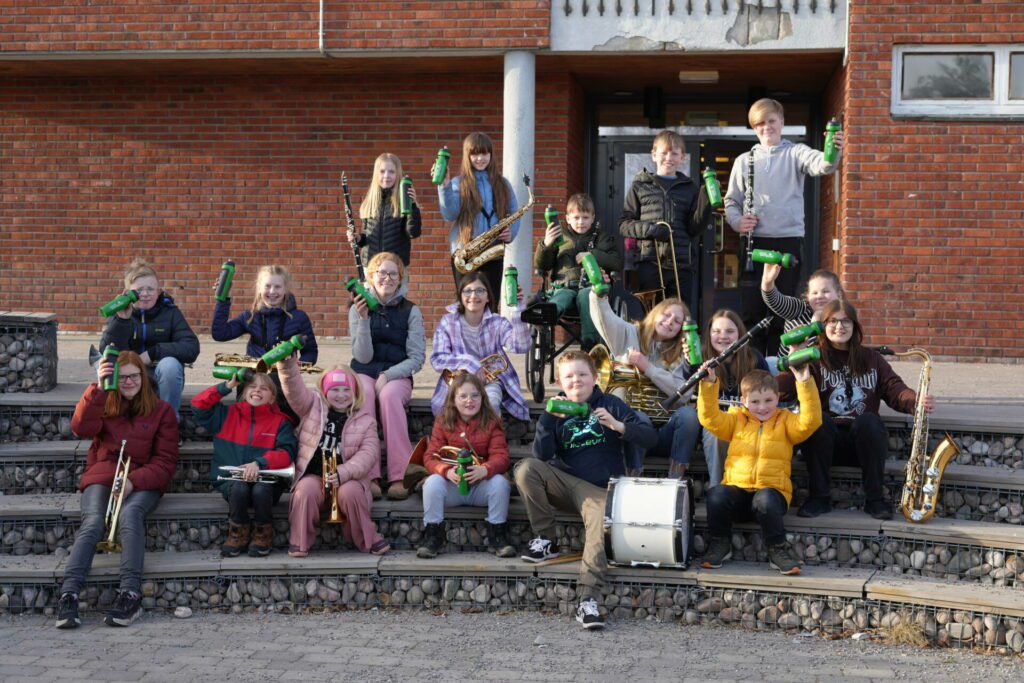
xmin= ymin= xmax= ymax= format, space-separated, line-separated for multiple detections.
xmin=590 ymin=344 xmax=670 ymax=423
xmin=214 ymin=352 xmax=324 ymax=375
xmin=323 ymin=445 xmax=344 ymax=525
xmin=97 ymin=440 xmax=131 ymax=553
xmin=893 ymin=348 xmax=960 ymax=523
xmin=452 ymin=174 xmax=535 ymax=274
xmin=217 ymin=463 xmax=296 ymax=484
xmin=441 ymin=353 xmax=508 ymax=386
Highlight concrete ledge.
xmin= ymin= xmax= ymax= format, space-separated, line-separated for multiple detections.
xmin=866 ymin=573 xmax=1024 ymax=619
xmin=882 ymin=515 xmax=1024 ymax=549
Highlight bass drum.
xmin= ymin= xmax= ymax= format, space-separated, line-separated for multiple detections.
xmin=603 ymin=476 xmax=693 ymax=569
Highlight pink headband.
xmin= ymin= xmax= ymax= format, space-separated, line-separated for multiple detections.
xmin=321 ymin=370 xmax=351 ymax=394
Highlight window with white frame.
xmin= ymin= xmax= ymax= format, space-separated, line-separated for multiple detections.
xmin=892 ymin=45 xmax=1024 ymax=118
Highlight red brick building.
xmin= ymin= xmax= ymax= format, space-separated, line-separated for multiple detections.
xmin=0 ymin=1 xmax=1021 ymax=360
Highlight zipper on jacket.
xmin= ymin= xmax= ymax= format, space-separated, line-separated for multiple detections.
xmin=753 ymin=422 xmax=763 ymax=484
xmin=140 ymin=309 xmax=147 ymax=350
xmin=248 ymin=404 xmax=256 ymax=446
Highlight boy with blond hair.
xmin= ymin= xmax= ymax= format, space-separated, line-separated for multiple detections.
xmin=514 ymin=350 xmax=657 ymax=629
xmin=698 ymin=364 xmax=821 ymax=575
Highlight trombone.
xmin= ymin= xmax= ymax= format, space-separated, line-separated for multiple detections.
xmin=654 ymin=221 xmax=683 ymax=301
xmin=97 ymin=440 xmax=131 ymax=553
xmin=323 ymin=445 xmax=344 ymax=525
xmin=217 ymin=464 xmax=295 ymax=484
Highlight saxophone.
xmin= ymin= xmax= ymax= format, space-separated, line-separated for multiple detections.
xmin=894 ymin=348 xmax=960 ymax=523
xmin=452 ymin=175 xmax=535 ymax=274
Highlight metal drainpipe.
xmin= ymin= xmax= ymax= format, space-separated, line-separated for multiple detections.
xmin=319 ymin=0 xmax=325 ymax=56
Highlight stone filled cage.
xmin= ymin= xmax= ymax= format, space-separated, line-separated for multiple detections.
xmin=0 ymin=313 xmax=57 ymax=394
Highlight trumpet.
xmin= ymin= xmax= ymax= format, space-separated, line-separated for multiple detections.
xmin=323 ymin=445 xmax=344 ymax=525
xmin=441 ymin=353 xmax=508 ymax=386
xmin=217 ymin=463 xmax=295 ymax=484
xmin=97 ymin=440 xmax=131 ymax=553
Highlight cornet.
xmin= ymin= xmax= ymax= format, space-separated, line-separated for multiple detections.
xmin=97 ymin=440 xmax=131 ymax=553
xmin=441 ymin=353 xmax=508 ymax=386
xmin=323 ymin=445 xmax=344 ymax=525
xmin=217 ymin=463 xmax=295 ymax=484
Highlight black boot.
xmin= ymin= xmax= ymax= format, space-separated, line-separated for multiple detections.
xmin=416 ymin=521 xmax=446 ymax=559
xmin=488 ymin=522 xmax=516 ymax=558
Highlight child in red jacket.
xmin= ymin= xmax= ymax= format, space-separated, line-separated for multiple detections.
xmin=416 ymin=372 xmax=513 ymax=559
xmin=191 ymin=373 xmax=297 ymax=558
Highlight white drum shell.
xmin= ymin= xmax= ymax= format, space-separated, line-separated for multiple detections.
xmin=604 ymin=476 xmax=691 ymax=569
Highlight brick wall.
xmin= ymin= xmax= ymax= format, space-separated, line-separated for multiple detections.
xmin=0 ymin=1 xmax=548 ymax=53
xmin=0 ymin=71 xmax=574 ymax=340
xmin=844 ymin=1 xmax=1024 ymax=360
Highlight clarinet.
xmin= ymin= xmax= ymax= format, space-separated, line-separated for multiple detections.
xmin=660 ymin=316 xmax=774 ymax=411
xmin=742 ymin=146 xmax=756 ymax=274
xmin=341 ymin=171 xmax=365 ymax=281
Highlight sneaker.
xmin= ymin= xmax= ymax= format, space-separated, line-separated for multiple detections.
xmin=767 ymin=543 xmax=802 ymax=576
xmin=575 ymin=597 xmax=605 ymax=630
xmin=55 ymin=592 xmax=81 ymax=629
xmin=104 ymin=590 xmax=143 ymax=627
xmin=797 ymin=497 xmax=832 ymax=518
xmin=700 ymin=536 xmax=733 ymax=569
xmin=521 ymin=536 xmax=560 ymax=563
xmin=864 ymin=499 xmax=893 ymax=520
xmin=487 ymin=522 xmax=516 ymax=558
xmin=416 ymin=522 xmax=445 ymax=559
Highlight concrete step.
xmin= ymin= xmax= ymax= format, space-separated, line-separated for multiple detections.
xmin=4 ymin=440 xmax=1022 ymax=527
xmin=3 ymin=491 xmax=1024 ymax=591
xmin=2 ymin=550 xmax=1023 ymax=651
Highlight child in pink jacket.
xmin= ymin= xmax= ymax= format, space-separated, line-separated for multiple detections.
xmin=277 ymin=356 xmax=390 ymax=557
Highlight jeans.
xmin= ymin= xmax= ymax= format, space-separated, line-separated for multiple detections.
xmin=228 ymin=480 xmax=284 ymax=525
xmin=701 ymin=427 xmax=726 ymax=488
xmin=60 ymin=484 xmax=161 ymax=595
xmin=152 ymin=357 xmax=185 ymax=422
xmin=636 ymin=262 xmax=695 ymax=313
xmin=800 ymin=413 xmax=889 ymax=504
xmin=421 ymin=473 xmax=511 ymax=524
xmin=547 ymin=286 xmax=598 ymax=349
xmin=625 ymin=411 xmax=654 ymax=471
xmin=653 ymin=406 xmax=701 ymax=466
xmin=706 ymin=484 xmax=789 ymax=546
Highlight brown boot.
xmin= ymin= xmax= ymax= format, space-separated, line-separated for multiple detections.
xmin=221 ymin=522 xmax=250 ymax=558
xmin=370 ymin=480 xmax=383 ymax=500
xmin=249 ymin=523 xmax=274 ymax=557
xmin=387 ymin=481 xmax=410 ymax=501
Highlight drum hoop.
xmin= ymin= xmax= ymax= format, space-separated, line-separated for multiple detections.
xmin=674 ymin=478 xmax=691 ymax=566
xmin=604 ymin=478 xmax=618 ymax=563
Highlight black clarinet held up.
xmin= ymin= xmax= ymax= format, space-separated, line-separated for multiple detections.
xmin=742 ymin=146 xmax=756 ymax=274
xmin=341 ymin=172 xmax=365 ymax=281
xmin=660 ymin=316 xmax=775 ymax=411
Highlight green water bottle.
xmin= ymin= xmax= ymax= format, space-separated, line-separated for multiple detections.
xmin=824 ymin=118 xmax=841 ymax=164
xmin=546 ymin=398 xmax=590 ymax=417
xmin=751 ymin=249 xmax=798 ymax=269
xmin=400 ymin=175 xmax=414 ymax=216
xmin=260 ymin=335 xmax=306 ymax=371
xmin=504 ymin=266 xmax=519 ymax=307
xmin=345 ymin=277 xmax=380 ymax=312
xmin=779 ymin=322 xmax=824 ymax=348
xmin=702 ymin=167 xmax=724 ymax=209
xmin=431 ymin=146 xmax=451 ymax=185
xmin=99 ymin=290 xmax=138 ymax=317
xmin=214 ymin=260 xmax=235 ymax=302
xmin=212 ymin=366 xmax=254 ymax=383
xmin=777 ymin=346 xmax=822 ymax=372
xmin=683 ymin=319 xmax=703 ymax=366
xmin=100 ymin=344 xmax=120 ymax=391
xmin=545 ymin=205 xmax=564 ymax=248
xmin=456 ymin=450 xmax=474 ymax=496
xmin=580 ymin=253 xmax=609 ymax=297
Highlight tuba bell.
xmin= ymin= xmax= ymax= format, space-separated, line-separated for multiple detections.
xmin=589 ymin=344 xmax=671 ymax=422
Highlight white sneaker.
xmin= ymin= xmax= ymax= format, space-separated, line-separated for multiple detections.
xmin=521 ymin=536 xmax=560 ymax=563
xmin=575 ymin=597 xmax=605 ymax=630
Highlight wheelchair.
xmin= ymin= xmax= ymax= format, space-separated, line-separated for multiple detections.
xmin=520 ymin=271 xmax=648 ymax=404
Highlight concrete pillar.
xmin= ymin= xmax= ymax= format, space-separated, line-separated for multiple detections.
xmin=502 ymin=50 xmax=536 ymax=301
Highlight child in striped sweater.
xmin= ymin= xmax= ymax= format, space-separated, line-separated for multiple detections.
xmin=760 ymin=265 xmax=845 ymax=363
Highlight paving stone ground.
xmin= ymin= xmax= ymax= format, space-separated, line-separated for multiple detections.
xmin=1 ymin=609 xmax=1021 ymax=682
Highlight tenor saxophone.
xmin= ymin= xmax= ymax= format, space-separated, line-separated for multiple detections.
xmin=894 ymin=348 xmax=960 ymax=523
xmin=452 ymin=175 xmax=535 ymax=274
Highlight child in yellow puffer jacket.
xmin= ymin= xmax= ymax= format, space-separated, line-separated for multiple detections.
xmin=697 ymin=364 xmax=821 ymax=575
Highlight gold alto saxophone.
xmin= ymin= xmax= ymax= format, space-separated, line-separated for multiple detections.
xmin=452 ymin=175 xmax=535 ymax=274
xmin=894 ymin=348 xmax=960 ymax=523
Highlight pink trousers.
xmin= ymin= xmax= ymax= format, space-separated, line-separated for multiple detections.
xmin=357 ymin=374 xmax=413 ymax=484
xmin=288 ymin=473 xmax=385 ymax=553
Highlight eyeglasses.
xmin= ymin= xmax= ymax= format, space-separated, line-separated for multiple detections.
xmin=825 ymin=318 xmax=852 ymax=329
xmin=462 ymin=288 xmax=487 ymax=297
xmin=134 ymin=287 xmax=158 ymax=295
xmin=374 ymin=271 xmax=400 ymax=281
xmin=119 ymin=373 xmax=142 ymax=385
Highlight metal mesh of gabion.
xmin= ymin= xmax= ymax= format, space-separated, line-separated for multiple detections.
xmin=0 ymin=320 xmax=57 ymax=394
xmin=0 ymin=518 xmax=75 ymax=555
